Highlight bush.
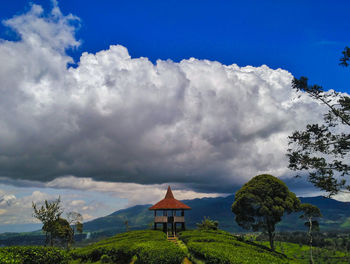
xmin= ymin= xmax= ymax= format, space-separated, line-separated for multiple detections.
xmin=0 ymin=246 xmax=70 ymax=264
xmin=100 ymin=254 xmax=113 ymax=263
xmin=135 ymin=241 xmax=184 ymax=264
xmin=179 ymin=230 xmax=296 ymax=264
xmin=71 ymin=230 xmax=185 ymax=264
xmin=196 ymin=217 xmax=219 ymax=230
xmin=0 ymin=251 xmax=22 ymax=264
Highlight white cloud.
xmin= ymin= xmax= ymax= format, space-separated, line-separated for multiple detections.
xmin=0 ymin=190 xmax=55 ymax=225
xmin=0 ymin=209 xmax=7 ymax=215
xmin=82 ymin=213 xmax=93 ymax=221
xmin=46 ymin=176 xmax=224 ymax=206
xmin=0 ymin=3 xmax=344 ymax=196
xmin=0 ymin=194 xmax=16 ymax=206
xmin=0 ymin=188 xmax=110 ymax=225
xmin=70 ymin=200 xmax=85 ymax=206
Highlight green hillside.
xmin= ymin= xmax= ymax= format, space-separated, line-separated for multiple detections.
xmin=0 ymin=229 xmax=307 ymax=263
xmin=2 ymin=195 xmax=350 ymax=246
xmin=2 ymin=229 xmax=350 ymax=263
xmin=82 ymin=195 xmax=350 ymax=237
xmin=178 ymin=229 xmax=297 ymax=264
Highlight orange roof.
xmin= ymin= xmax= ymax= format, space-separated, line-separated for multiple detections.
xmin=149 ymin=186 xmax=191 ymax=210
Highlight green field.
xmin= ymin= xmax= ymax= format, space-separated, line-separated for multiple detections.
xmin=179 ymin=230 xmax=297 ymax=264
xmin=70 ymin=230 xmax=185 ymax=264
xmin=258 ymin=240 xmax=349 ymax=264
xmin=0 ymin=246 xmax=70 ymax=264
xmin=1 ymin=229 xmax=350 ymax=264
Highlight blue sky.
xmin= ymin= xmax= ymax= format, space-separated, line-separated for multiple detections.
xmin=1 ymin=0 xmax=350 ymax=93
xmin=0 ymin=0 xmax=349 ymax=232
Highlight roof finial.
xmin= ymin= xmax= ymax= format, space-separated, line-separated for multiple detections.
xmin=165 ymin=185 xmax=175 ymax=199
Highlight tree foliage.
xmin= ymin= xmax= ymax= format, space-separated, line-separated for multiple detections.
xmin=33 ymin=198 xmax=83 ymax=248
xmin=196 ymin=216 xmax=219 ymax=230
xmin=50 ymin=218 xmax=73 ymax=248
xmin=66 ymin=211 xmax=84 ymax=242
xmin=287 ymin=48 xmax=350 ymax=197
xmin=232 ymin=174 xmax=300 ymax=250
xmin=32 ymin=197 xmax=63 ymax=246
xmin=299 ymin=203 xmax=321 ymax=264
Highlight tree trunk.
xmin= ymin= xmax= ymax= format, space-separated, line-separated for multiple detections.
xmin=268 ymin=229 xmax=275 ymax=251
xmin=308 ymin=217 xmax=314 ymax=264
xmin=45 ymin=232 xmax=48 ymax=247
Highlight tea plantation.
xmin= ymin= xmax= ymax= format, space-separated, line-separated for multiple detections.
xmin=179 ymin=230 xmax=297 ymax=264
xmin=258 ymin=240 xmax=349 ymax=264
xmin=70 ymin=230 xmax=184 ymax=264
xmin=2 ymin=229 xmax=348 ymax=263
xmin=0 ymin=246 xmax=70 ymax=264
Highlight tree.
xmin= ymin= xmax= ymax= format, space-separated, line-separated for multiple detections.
xmin=299 ymin=203 xmax=322 ymax=264
xmin=33 ymin=199 xmax=83 ymax=248
xmin=232 ymin=174 xmax=300 ymax=250
xmin=196 ymin=216 xmax=219 ymax=230
xmin=123 ymin=217 xmax=129 ymax=232
xmin=66 ymin=211 xmax=84 ymax=244
xmin=287 ymin=48 xmax=350 ymax=197
xmin=50 ymin=217 xmax=73 ymax=248
xmin=32 ymin=197 xmax=63 ymax=246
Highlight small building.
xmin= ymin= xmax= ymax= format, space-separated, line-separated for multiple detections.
xmin=149 ymin=186 xmax=191 ymax=236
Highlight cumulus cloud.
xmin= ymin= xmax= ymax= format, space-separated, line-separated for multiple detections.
xmin=0 ymin=188 xmax=107 ymax=225
xmin=0 ymin=194 xmax=16 ymax=206
xmin=0 ymin=190 xmax=54 ymax=224
xmin=0 ymin=3 xmax=335 ymax=195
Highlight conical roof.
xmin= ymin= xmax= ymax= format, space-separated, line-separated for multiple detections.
xmin=149 ymin=186 xmax=191 ymax=210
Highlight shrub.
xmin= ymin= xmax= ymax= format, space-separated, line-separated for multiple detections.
xmin=135 ymin=241 xmax=185 ymax=264
xmin=0 ymin=246 xmax=70 ymax=264
xmin=100 ymin=254 xmax=113 ymax=263
xmin=179 ymin=230 xmax=295 ymax=264
xmin=196 ymin=217 xmax=219 ymax=230
xmin=0 ymin=251 xmax=22 ymax=264
xmin=71 ymin=230 xmax=184 ymax=264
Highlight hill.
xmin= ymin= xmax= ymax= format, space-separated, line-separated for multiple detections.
xmin=2 ymin=229 xmax=349 ymax=263
xmin=83 ymin=195 xmax=350 ymax=237
xmin=2 ymin=195 xmax=350 ymax=246
xmin=1 ymin=229 xmax=304 ymax=263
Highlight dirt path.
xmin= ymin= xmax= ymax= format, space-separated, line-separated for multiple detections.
xmin=182 ymin=257 xmax=192 ymax=264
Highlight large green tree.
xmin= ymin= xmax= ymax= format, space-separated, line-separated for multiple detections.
xmin=287 ymin=48 xmax=350 ymax=197
xmin=232 ymin=174 xmax=300 ymax=250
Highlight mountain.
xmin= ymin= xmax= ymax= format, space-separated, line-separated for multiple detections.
xmin=2 ymin=195 xmax=350 ymax=246
xmin=83 ymin=195 xmax=350 ymax=237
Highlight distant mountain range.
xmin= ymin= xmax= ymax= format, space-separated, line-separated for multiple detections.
xmin=83 ymin=195 xmax=350 ymax=237
xmin=2 ymin=195 xmax=350 ymax=246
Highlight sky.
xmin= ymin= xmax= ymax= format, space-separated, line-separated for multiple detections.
xmin=0 ymin=0 xmax=349 ymax=232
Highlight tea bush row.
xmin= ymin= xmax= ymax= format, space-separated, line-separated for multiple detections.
xmin=179 ymin=230 xmax=297 ymax=264
xmin=259 ymin=240 xmax=349 ymax=264
xmin=71 ymin=230 xmax=185 ymax=264
xmin=0 ymin=246 xmax=69 ymax=264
